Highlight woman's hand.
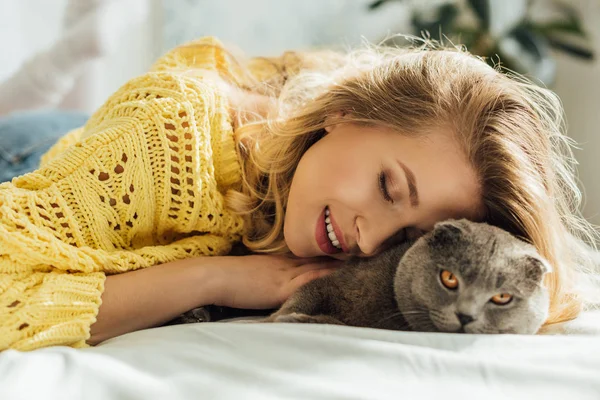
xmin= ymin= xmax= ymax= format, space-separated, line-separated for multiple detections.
xmin=89 ymin=254 xmax=340 ymax=345
xmin=207 ymin=254 xmax=342 ymax=310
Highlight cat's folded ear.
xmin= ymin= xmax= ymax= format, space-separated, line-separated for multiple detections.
xmin=428 ymin=219 xmax=465 ymax=246
xmin=522 ymin=254 xmax=552 ymax=283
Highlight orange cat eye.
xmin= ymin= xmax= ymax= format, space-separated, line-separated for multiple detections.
xmin=440 ymin=270 xmax=458 ymax=290
xmin=490 ymin=293 xmax=513 ymax=305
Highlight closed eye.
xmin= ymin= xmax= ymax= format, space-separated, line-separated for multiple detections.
xmin=378 ymin=171 xmax=393 ymax=204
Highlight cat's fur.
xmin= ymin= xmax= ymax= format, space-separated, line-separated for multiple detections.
xmin=266 ymin=219 xmax=551 ymax=334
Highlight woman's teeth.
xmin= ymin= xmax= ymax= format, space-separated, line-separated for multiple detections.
xmin=325 ymin=208 xmax=341 ymax=249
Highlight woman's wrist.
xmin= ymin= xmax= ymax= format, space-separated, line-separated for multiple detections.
xmin=186 ymin=256 xmax=227 ymax=307
xmin=89 ymin=255 xmax=230 ymax=344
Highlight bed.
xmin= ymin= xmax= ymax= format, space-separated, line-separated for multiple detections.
xmin=1 ymin=311 xmax=600 ymax=400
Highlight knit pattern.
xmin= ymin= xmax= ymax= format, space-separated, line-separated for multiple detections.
xmin=0 ymin=37 xmax=244 ymax=351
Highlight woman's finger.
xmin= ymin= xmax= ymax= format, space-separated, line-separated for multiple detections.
xmin=290 ymin=266 xmax=338 ymax=288
xmin=291 ymin=260 xmax=342 ymax=278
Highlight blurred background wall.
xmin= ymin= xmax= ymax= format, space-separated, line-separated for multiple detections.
xmin=1 ymin=0 xmax=600 ymax=224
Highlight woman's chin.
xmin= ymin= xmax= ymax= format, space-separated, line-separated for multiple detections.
xmin=283 ymin=237 xmax=311 ymax=258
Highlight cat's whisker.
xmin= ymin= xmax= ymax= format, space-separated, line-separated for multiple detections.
xmin=374 ymin=310 xmax=435 ymax=331
xmin=400 ymin=310 xmax=429 ymax=316
xmin=398 ymin=312 xmax=436 ymax=332
xmin=376 ymin=309 xmax=433 ymax=330
xmin=374 ymin=311 xmax=406 ymax=327
xmin=399 ymin=306 xmax=429 ymax=315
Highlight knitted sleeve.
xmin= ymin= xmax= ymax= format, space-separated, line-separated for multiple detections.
xmin=0 ymin=70 xmax=244 ymax=350
xmin=38 ymin=35 xmax=300 ymax=167
xmin=39 ymin=127 xmax=84 ymax=167
xmin=37 ymin=36 xmax=237 ymax=168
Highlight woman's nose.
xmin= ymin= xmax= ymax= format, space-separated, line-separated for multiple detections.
xmin=358 ymin=220 xmax=402 ymax=256
xmin=358 ymin=237 xmax=380 ymax=257
xmin=353 ymin=193 xmax=412 ymax=256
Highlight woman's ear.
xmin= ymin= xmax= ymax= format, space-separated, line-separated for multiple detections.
xmin=324 ymin=111 xmax=346 ymax=133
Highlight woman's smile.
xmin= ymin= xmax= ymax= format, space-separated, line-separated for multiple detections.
xmin=315 ymin=206 xmax=349 ymax=255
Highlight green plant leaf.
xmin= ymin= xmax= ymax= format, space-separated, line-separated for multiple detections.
xmin=511 ymin=26 xmax=546 ymax=59
xmin=553 ymin=1 xmax=587 ymax=35
xmin=438 ymin=3 xmax=460 ymax=28
xmin=547 ymin=37 xmax=595 ymax=60
xmin=368 ymin=0 xmax=399 ymax=10
xmin=451 ymin=27 xmax=481 ymax=48
xmin=528 ymin=21 xmax=586 ymax=37
xmin=412 ymin=3 xmax=460 ymax=41
xmin=524 ymin=6 xmax=588 ymax=39
xmin=467 ymin=0 xmax=490 ymax=30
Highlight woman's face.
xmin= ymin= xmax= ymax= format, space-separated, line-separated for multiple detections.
xmin=284 ymin=122 xmax=485 ymax=260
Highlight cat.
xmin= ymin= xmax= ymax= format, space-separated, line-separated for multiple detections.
xmin=265 ymin=219 xmax=551 ymax=334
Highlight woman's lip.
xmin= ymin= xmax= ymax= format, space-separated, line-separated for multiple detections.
xmin=327 ymin=208 xmax=349 ymax=253
xmin=315 ymin=208 xmax=341 ymax=255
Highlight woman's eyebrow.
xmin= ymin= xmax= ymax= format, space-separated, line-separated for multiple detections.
xmin=397 ymin=160 xmax=419 ymax=207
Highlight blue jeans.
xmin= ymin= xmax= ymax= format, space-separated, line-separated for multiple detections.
xmin=0 ymin=111 xmax=88 ymax=182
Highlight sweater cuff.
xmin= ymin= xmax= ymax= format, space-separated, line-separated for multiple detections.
xmin=5 ymin=271 xmax=105 ymax=351
xmin=213 ymin=96 xmax=242 ymax=191
xmin=218 ymin=124 xmax=242 ymax=190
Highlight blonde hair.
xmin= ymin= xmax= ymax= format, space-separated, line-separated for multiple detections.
xmin=223 ymin=40 xmax=597 ymax=325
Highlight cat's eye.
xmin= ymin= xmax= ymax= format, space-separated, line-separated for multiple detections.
xmin=490 ymin=293 xmax=513 ymax=305
xmin=440 ymin=270 xmax=458 ymax=290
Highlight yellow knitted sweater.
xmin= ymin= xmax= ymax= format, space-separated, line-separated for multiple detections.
xmin=0 ymin=37 xmax=256 ymax=351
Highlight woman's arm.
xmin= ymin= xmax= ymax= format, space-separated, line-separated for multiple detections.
xmin=88 ymin=257 xmax=219 ymax=345
xmin=88 ymin=254 xmax=341 ymax=345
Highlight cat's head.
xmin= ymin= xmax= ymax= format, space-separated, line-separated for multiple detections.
xmin=394 ymin=219 xmax=550 ymax=334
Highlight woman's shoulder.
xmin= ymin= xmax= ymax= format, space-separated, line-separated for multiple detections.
xmin=149 ymin=36 xmax=245 ymax=82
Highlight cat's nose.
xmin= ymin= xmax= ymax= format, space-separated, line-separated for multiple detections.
xmin=456 ymin=312 xmax=475 ymax=326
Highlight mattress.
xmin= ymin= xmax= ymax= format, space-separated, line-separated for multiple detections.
xmin=1 ymin=312 xmax=600 ymax=400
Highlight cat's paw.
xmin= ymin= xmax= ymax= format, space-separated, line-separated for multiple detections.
xmin=274 ymin=313 xmax=344 ymax=325
xmin=274 ymin=312 xmax=316 ymax=324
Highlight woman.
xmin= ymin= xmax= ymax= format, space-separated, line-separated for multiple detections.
xmin=0 ymin=37 xmax=593 ymax=350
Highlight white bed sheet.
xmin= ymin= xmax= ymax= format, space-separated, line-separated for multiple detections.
xmin=1 ymin=315 xmax=600 ymax=400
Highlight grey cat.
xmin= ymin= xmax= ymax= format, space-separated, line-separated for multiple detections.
xmin=266 ymin=219 xmax=551 ymax=334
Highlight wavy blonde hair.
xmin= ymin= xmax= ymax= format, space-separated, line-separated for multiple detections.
xmin=219 ymin=40 xmax=597 ymax=326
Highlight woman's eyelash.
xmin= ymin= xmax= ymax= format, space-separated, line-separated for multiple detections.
xmin=378 ymin=171 xmax=394 ymax=204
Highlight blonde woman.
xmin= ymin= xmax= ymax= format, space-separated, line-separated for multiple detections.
xmin=0 ymin=37 xmax=594 ymax=350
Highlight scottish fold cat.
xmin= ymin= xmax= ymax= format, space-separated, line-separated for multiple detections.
xmin=267 ymin=219 xmax=551 ymax=334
